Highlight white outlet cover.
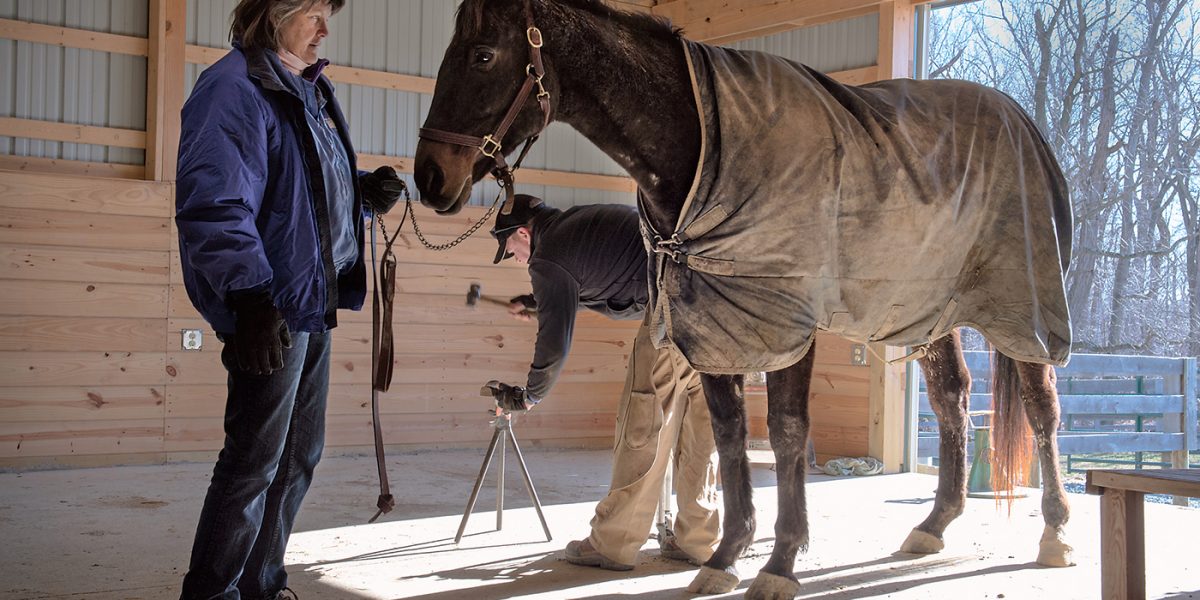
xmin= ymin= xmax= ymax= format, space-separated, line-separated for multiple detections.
xmin=182 ymin=329 xmax=203 ymax=350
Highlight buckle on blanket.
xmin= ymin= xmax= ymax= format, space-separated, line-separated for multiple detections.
xmin=653 ymin=234 xmax=685 ymax=263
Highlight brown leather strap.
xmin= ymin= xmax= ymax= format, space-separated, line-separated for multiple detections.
xmin=368 ymin=209 xmax=402 ymax=523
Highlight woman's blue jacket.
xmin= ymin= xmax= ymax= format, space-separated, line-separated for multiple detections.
xmin=176 ymin=45 xmax=366 ymax=335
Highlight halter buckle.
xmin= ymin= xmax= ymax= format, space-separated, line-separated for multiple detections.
xmin=527 ymin=27 xmax=544 ymax=48
xmin=480 ymin=135 xmax=502 ymax=158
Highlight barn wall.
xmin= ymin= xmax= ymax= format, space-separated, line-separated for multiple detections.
xmin=0 ymin=170 xmax=639 ymax=468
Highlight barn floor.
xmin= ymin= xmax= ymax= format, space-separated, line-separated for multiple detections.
xmin=0 ymin=448 xmax=1197 ymax=600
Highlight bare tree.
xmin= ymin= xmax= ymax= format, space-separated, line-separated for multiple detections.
xmin=928 ymin=0 xmax=1200 ymax=356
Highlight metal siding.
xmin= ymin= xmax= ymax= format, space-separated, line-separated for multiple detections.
xmin=1 ymin=0 xmax=146 ymax=164
xmin=728 ymin=13 xmax=878 ymax=74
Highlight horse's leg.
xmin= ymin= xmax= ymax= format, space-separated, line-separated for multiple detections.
xmin=901 ymin=331 xmax=971 ymax=554
xmin=687 ymin=373 xmax=752 ymax=595
xmin=745 ymin=347 xmax=816 ymax=600
xmin=1015 ymin=361 xmax=1074 ymax=567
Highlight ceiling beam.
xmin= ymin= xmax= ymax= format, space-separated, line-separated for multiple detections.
xmin=652 ymin=0 xmax=883 ymax=44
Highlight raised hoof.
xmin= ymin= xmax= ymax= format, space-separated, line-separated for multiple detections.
xmin=899 ymin=528 xmax=944 ymax=554
xmin=1037 ymin=537 xmax=1075 ymax=567
xmin=746 ymin=571 xmax=801 ymax=600
xmin=687 ymin=565 xmax=740 ymax=594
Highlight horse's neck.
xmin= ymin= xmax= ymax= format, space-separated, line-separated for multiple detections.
xmin=544 ymin=7 xmax=699 ymax=233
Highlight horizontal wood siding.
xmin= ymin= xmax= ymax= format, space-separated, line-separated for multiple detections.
xmin=0 ymin=171 xmax=643 ymax=466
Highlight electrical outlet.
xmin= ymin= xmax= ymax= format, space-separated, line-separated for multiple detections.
xmin=851 ymin=344 xmax=868 ymax=366
xmin=182 ymin=329 xmax=203 ymax=351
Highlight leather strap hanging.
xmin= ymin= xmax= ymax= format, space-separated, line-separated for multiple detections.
xmin=367 ymin=198 xmax=405 ymax=524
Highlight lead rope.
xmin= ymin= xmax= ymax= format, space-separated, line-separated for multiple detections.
xmin=368 ymin=198 xmax=401 ymax=523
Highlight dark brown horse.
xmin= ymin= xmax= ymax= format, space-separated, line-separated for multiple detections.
xmin=414 ymin=1 xmax=1074 ymax=597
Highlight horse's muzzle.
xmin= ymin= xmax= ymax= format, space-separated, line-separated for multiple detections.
xmin=414 ymin=142 xmax=473 ymax=213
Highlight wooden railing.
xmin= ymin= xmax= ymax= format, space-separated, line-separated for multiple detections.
xmin=916 ymin=351 xmax=1199 ymax=477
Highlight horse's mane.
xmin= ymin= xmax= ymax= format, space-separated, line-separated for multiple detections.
xmin=456 ymin=0 xmax=681 ymax=40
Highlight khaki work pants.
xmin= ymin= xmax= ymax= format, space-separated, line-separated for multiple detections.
xmin=587 ymin=318 xmax=721 ymax=565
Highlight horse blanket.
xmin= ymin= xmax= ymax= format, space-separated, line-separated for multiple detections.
xmin=641 ymin=40 xmax=1073 ymax=374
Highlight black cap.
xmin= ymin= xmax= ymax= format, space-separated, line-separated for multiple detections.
xmin=490 ymin=194 xmax=548 ymax=264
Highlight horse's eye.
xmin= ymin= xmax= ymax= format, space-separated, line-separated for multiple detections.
xmin=472 ymin=47 xmax=495 ymax=66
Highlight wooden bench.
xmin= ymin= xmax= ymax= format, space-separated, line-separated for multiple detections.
xmin=1085 ymin=468 xmax=1200 ymax=600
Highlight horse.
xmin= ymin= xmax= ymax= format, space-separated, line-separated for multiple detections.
xmin=413 ymin=1 xmax=1075 ymax=597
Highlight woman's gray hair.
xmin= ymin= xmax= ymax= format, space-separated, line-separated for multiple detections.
xmin=229 ymin=0 xmax=344 ymax=51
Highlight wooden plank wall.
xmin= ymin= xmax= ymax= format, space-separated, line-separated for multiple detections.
xmin=0 ymin=170 xmax=640 ymax=467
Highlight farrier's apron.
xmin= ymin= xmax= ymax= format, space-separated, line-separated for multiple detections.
xmin=642 ymin=40 xmax=1073 ymax=374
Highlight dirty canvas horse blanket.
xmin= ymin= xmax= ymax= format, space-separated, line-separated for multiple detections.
xmin=643 ymin=41 xmax=1073 ymax=374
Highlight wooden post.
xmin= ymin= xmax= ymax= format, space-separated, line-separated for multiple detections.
xmin=1161 ymin=358 xmax=1191 ymax=505
xmin=877 ymin=0 xmax=915 ymax=80
xmin=1100 ymin=487 xmax=1146 ymax=600
xmin=145 ymin=0 xmax=187 ymax=182
xmin=865 ymin=0 xmax=916 ymax=473
xmin=1184 ymin=357 xmax=1197 ymax=464
xmin=868 ymin=343 xmax=906 ymax=472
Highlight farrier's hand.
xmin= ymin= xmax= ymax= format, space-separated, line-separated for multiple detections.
xmin=507 ymin=294 xmax=536 ymax=322
xmin=480 ymin=380 xmax=537 ymax=412
xmin=360 ymin=165 xmax=406 ymax=215
xmin=227 ymin=290 xmax=292 ymax=375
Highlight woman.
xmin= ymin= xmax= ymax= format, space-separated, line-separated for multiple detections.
xmin=175 ymin=1 xmax=402 ymax=597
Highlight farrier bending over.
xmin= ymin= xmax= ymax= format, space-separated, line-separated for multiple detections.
xmin=488 ymin=194 xmax=721 ymax=571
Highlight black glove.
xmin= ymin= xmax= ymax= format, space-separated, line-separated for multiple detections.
xmin=360 ymin=165 xmax=406 ymax=215
xmin=227 ymin=290 xmax=292 ymax=375
xmin=508 ymin=294 xmax=537 ymax=311
xmin=480 ymin=380 xmax=534 ymax=412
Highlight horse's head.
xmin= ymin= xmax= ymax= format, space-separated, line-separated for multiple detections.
xmin=415 ymin=0 xmax=558 ymax=214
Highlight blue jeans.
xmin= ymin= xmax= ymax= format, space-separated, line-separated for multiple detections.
xmin=180 ymin=331 xmax=331 ymax=600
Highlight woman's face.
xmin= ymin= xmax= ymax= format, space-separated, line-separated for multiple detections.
xmin=278 ymin=2 xmax=331 ymax=63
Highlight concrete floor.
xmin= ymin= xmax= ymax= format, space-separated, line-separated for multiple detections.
xmin=0 ymin=447 xmax=1197 ymax=600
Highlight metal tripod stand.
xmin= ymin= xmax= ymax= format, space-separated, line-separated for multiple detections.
xmin=454 ymin=410 xmax=552 ymax=544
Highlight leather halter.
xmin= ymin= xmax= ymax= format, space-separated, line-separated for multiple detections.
xmin=417 ymin=0 xmax=551 ymax=215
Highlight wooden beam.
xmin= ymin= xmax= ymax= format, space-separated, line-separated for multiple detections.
xmin=829 ymin=65 xmax=880 ymax=86
xmin=877 ymin=0 xmax=916 ymax=80
xmin=867 ymin=343 xmax=906 ymax=472
xmin=652 ymin=0 xmax=882 ymax=44
xmin=146 ymin=0 xmax=187 ymax=181
xmin=186 ymin=45 xmax=437 ymax=95
xmin=0 ymin=155 xmax=144 ymax=180
xmin=0 ymin=17 xmax=147 ymax=56
xmin=0 ymin=117 xmax=145 ymax=149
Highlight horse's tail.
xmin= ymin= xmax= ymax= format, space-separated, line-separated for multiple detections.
xmin=989 ymin=348 xmax=1032 ymax=505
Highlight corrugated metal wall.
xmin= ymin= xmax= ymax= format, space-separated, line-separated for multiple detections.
xmin=0 ymin=0 xmax=147 ymax=165
xmin=727 ymin=13 xmax=879 ymax=72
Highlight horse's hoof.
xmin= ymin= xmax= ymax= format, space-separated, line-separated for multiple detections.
xmin=686 ymin=565 xmax=740 ymax=594
xmin=899 ymin=528 xmax=944 ymax=554
xmin=1037 ymin=535 xmax=1075 ymax=567
xmin=746 ymin=571 xmax=801 ymax=600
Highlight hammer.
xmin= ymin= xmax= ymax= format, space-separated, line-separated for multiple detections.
xmin=466 ymin=282 xmax=536 ymax=316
